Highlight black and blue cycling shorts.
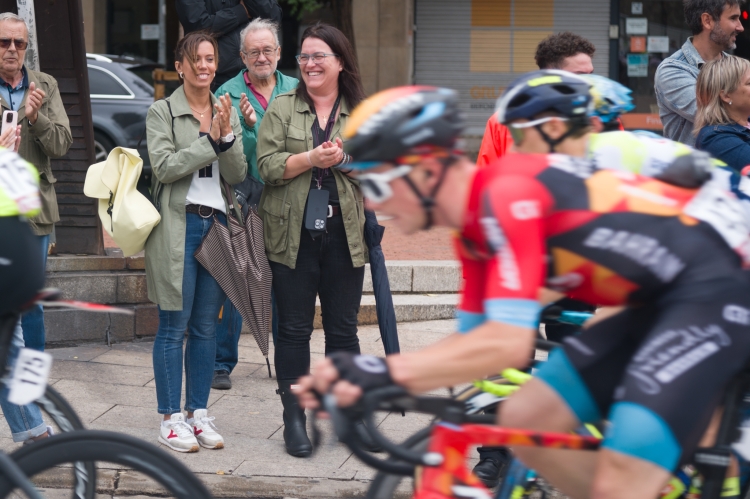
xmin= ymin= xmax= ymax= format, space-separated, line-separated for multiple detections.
xmin=0 ymin=216 xmax=44 ymax=316
xmin=536 ymin=278 xmax=750 ymax=472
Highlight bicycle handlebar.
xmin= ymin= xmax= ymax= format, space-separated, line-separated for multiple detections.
xmin=320 ymin=393 xmax=416 ymax=476
xmin=321 ymin=387 xmax=496 ymax=473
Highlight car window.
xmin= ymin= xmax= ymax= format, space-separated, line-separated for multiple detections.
xmin=128 ymin=75 xmax=154 ymax=97
xmin=88 ymin=66 xmax=131 ymax=96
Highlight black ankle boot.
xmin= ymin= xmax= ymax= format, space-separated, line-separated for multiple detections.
xmin=277 ymin=380 xmax=312 ymax=457
xmin=353 ymin=419 xmax=383 ymax=453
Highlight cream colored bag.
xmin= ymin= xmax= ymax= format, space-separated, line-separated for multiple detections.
xmin=83 ymin=147 xmax=160 ymax=257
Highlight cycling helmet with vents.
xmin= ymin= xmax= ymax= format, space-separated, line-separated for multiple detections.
xmin=343 ymin=86 xmax=464 ymax=168
xmin=495 ymin=70 xmax=593 ymax=125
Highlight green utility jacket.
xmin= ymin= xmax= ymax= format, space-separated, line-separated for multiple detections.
xmin=215 ymin=70 xmax=298 ymax=181
xmin=145 ymin=86 xmax=246 ymax=310
xmin=0 ymin=69 xmax=73 ymax=236
xmin=257 ymin=91 xmax=366 ymax=269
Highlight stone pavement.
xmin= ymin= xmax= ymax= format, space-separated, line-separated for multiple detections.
xmin=0 ymin=319 xmax=476 ymax=498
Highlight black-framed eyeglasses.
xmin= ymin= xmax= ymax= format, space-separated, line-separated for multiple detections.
xmin=0 ymin=38 xmax=27 ymax=50
xmin=243 ymin=47 xmax=278 ymax=60
xmin=295 ymin=52 xmax=338 ymax=65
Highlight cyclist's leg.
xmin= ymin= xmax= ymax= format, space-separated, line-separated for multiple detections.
xmin=0 ymin=216 xmax=44 ymax=315
xmin=500 ymin=305 xmax=654 ymax=497
xmin=592 ymin=291 xmax=750 ymax=499
xmin=20 ymin=233 xmax=48 ymax=352
xmin=0 ymin=319 xmax=47 ymax=442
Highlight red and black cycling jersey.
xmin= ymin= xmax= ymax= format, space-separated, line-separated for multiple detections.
xmin=455 ymin=153 xmax=742 ymax=332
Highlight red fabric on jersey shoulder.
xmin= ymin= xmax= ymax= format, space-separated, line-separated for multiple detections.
xmin=477 ymin=117 xmax=513 ymax=168
xmin=480 ymin=174 xmax=555 ymax=301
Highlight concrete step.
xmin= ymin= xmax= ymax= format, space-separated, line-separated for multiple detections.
xmin=313 ymin=293 xmax=458 ymax=329
xmin=362 ymin=260 xmax=460 ymax=294
xmin=41 ymin=254 xmax=460 ymax=347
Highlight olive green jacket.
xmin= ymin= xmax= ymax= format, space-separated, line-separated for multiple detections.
xmin=257 ymin=91 xmax=366 ymax=269
xmin=145 ymin=86 xmax=246 ymax=310
xmin=0 ymin=69 xmax=73 ymax=235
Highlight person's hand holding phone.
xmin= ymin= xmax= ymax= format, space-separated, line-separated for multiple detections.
xmin=0 ymin=122 xmax=17 ymax=150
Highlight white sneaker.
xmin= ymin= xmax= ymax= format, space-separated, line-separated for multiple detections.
xmin=158 ymin=413 xmax=199 ymax=453
xmin=188 ymin=409 xmax=224 ymax=449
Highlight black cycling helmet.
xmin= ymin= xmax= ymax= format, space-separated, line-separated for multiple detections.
xmin=344 ymin=85 xmax=464 ymax=167
xmin=495 ymin=70 xmax=593 ymax=151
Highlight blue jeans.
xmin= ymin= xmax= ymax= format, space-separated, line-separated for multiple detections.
xmin=153 ymin=213 xmax=227 ymax=414
xmin=214 ymin=293 xmax=278 ymax=374
xmin=0 ymin=320 xmax=46 ymax=441
xmin=21 ymin=234 xmax=49 ymax=352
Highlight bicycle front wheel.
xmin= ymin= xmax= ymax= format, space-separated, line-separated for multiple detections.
xmin=366 ymin=427 xmax=432 ymax=499
xmin=0 ymin=430 xmax=212 ymax=499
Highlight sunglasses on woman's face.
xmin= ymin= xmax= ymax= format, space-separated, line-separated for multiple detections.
xmin=0 ymin=38 xmax=28 ymax=50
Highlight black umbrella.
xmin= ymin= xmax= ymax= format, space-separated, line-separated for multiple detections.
xmin=364 ymin=210 xmax=400 ymax=355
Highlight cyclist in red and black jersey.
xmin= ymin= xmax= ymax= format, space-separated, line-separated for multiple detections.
xmin=296 ymin=79 xmax=750 ymax=499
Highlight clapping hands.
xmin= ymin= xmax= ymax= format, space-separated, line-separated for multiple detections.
xmin=24 ymin=82 xmax=45 ymax=125
xmin=310 ymin=137 xmax=344 ymax=169
xmin=239 ymin=93 xmax=257 ymax=127
xmin=210 ymin=93 xmax=234 ymax=142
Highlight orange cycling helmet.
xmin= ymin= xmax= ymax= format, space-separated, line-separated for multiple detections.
xmin=343 ymin=86 xmax=465 ymax=169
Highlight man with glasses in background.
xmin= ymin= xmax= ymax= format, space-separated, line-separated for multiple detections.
xmin=0 ymin=12 xmax=71 ymax=355
xmin=0 ymin=11 xmax=71 ymax=444
xmin=177 ymin=0 xmax=282 ymax=90
xmin=212 ymin=18 xmax=297 ymax=390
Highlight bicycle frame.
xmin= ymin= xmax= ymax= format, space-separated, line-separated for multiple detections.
xmin=414 ymin=423 xmax=600 ymax=499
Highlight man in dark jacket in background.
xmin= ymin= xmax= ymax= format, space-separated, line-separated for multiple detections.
xmin=176 ymin=0 xmax=282 ymax=89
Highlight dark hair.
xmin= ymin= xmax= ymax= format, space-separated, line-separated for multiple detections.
xmin=296 ymin=23 xmax=366 ymax=110
xmin=175 ymin=31 xmax=219 ymax=76
xmin=534 ymin=32 xmax=596 ymax=70
xmin=684 ymin=0 xmax=742 ymax=34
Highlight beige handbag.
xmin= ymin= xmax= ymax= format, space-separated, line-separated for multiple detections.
xmin=83 ymin=147 xmax=160 ymax=257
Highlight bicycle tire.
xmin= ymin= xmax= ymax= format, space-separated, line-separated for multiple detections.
xmin=35 ymin=386 xmax=97 ymax=499
xmin=0 ymin=430 xmax=212 ymax=499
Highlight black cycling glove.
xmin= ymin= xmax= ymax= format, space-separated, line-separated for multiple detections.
xmin=328 ymin=352 xmax=394 ymax=391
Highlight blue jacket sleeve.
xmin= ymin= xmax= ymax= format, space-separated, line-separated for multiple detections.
xmin=697 ymin=127 xmax=750 ymax=174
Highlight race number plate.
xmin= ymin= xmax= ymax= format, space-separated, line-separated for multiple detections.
xmin=8 ymin=348 xmax=52 ymax=406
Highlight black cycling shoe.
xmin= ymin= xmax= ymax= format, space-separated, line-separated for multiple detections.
xmin=472 ymin=456 xmax=504 ymax=488
xmin=211 ymin=370 xmax=232 ymax=390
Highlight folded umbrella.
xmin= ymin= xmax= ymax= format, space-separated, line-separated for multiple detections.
xmin=195 ymin=201 xmax=273 ymax=376
xmin=364 ymin=210 xmax=400 ymax=355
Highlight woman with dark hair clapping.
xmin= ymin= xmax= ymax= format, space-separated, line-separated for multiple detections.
xmin=145 ymin=31 xmax=248 ymax=453
xmin=257 ymin=23 xmax=375 ymax=457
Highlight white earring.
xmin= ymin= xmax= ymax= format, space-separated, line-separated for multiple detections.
xmin=730 ymin=100 xmax=733 ymax=105
xmin=179 ymin=72 xmax=184 ymax=79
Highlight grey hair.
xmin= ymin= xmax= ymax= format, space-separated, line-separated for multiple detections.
xmin=0 ymin=13 xmax=28 ymax=32
xmin=240 ymin=18 xmax=280 ymax=52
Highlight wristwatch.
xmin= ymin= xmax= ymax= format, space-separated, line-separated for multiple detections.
xmin=220 ymin=132 xmax=235 ymax=144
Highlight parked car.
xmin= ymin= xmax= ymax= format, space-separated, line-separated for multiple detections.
xmin=87 ymin=53 xmax=157 ymax=168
